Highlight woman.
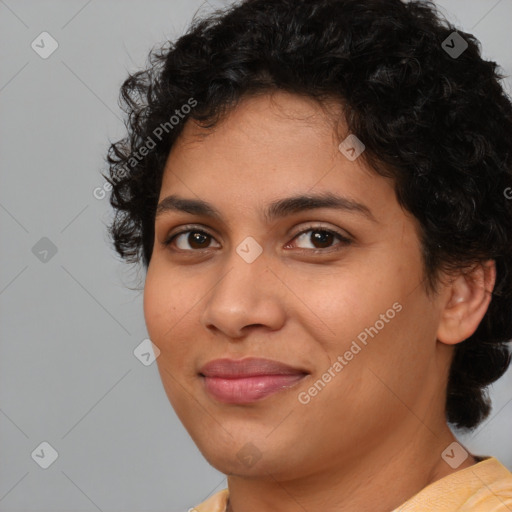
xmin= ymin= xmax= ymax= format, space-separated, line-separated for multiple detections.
xmin=104 ymin=0 xmax=512 ymax=510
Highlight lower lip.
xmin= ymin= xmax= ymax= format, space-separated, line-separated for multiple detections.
xmin=202 ymin=374 xmax=307 ymax=404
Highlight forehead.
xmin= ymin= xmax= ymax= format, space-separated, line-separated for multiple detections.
xmin=157 ymin=91 xmax=401 ymax=226
xmin=176 ymin=91 xmax=346 ymax=151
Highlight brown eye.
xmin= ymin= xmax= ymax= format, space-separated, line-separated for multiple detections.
xmin=164 ymin=229 xmax=220 ymax=251
xmin=163 ymin=225 xmax=351 ymax=254
xmin=290 ymin=228 xmax=351 ymax=251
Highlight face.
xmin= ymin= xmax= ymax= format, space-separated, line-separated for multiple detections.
xmin=143 ymin=92 xmax=449 ymax=480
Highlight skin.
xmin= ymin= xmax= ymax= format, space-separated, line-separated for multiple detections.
xmin=143 ymin=91 xmax=495 ymax=512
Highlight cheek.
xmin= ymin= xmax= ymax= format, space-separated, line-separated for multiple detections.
xmin=298 ymin=269 xmax=395 ymax=347
xmin=303 ymin=260 xmax=429 ymax=391
xmin=143 ymin=270 xmax=196 ymax=406
xmin=143 ymin=274 xmax=165 ymax=341
xmin=143 ymin=266 xmax=182 ymax=345
xmin=143 ymin=265 xmax=204 ymax=365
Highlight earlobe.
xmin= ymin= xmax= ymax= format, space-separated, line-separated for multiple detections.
xmin=436 ymin=260 xmax=496 ymax=345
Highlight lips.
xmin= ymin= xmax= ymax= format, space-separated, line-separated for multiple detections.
xmin=199 ymin=357 xmax=309 ymax=404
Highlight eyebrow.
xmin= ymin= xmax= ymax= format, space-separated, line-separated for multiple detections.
xmin=155 ymin=192 xmax=377 ymax=223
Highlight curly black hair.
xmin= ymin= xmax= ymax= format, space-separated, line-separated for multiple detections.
xmin=104 ymin=0 xmax=512 ymax=431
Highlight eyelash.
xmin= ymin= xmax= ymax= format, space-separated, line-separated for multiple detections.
xmin=162 ymin=225 xmax=352 ymax=254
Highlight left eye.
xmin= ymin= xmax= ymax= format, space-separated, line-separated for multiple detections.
xmin=163 ymin=227 xmax=351 ymax=252
xmin=289 ymin=228 xmax=351 ymax=251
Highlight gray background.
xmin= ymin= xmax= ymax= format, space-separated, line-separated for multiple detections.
xmin=0 ymin=1 xmax=511 ymax=511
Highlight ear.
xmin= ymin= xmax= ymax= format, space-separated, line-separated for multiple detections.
xmin=436 ymin=260 xmax=496 ymax=345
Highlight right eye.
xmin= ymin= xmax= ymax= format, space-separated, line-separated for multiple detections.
xmin=163 ymin=228 xmax=221 ymax=251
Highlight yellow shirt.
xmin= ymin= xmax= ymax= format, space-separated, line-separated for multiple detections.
xmin=192 ymin=457 xmax=512 ymax=511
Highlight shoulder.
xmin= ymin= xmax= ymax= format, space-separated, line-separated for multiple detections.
xmin=459 ymin=457 xmax=512 ymax=511
xmin=191 ymin=489 xmax=229 ymax=512
xmin=392 ymin=457 xmax=512 ymax=512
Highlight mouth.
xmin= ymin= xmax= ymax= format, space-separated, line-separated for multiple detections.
xmin=199 ymin=357 xmax=309 ymax=404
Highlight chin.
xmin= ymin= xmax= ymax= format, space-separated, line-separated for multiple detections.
xmin=194 ymin=431 xmax=302 ymax=480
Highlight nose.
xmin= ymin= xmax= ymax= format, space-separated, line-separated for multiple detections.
xmin=199 ymin=249 xmax=286 ymax=339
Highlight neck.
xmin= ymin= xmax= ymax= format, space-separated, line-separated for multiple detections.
xmin=225 ymin=422 xmax=476 ymax=512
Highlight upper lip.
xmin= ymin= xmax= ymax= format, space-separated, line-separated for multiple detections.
xmin=199 ymin=357 xmax=309 ymax=378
